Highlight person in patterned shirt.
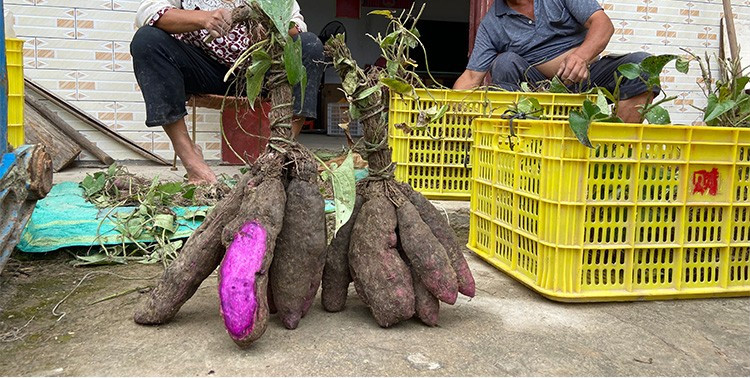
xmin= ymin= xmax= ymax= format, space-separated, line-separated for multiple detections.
xmin=132 ymin=0 xmax=324 ymax=184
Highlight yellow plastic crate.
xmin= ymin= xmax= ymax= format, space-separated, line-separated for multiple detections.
xmin=388 ymin=88 xmax=590 ymax=200
xmin=468 ymin=118 xmax=750 ymax=302
xmin=6 ymin=38 xmax=25 ymax=148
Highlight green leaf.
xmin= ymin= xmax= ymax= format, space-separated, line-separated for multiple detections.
xmin=182 ymin=186 xmax=196 ymax=200
xmin=284 ymin=37 xmax=306 ymax=86
xmin=704 ymin=99 xmax=736 ymax=123
xmin=73 ymin=254 xmax=126 ymax=267
xmin=596 ymin=90 xmax=611 ymax=116
xmin=381 ymin=78 xmax=413 ymax=95
xmin=107 ymin=163 xmax=117 ymax=177
xmin=617 ymin=63 xmax=642 ymax=80
xmin=246 ymin=50 xmax=272 ymax=109
xmin=342 ymin=71 xmax=359 ymax=96
xmin=354 ymin=84 xmax=383 ymax=102
xmin=675 ymin=57 xmax=690 ymax=74
xmin=516 ymin=96 xmax=541 ymax=115
xmin=153 ymin=214 xmax=176 ymax=234
xmin=349 ymin=104 xmax=361 ymax=121
xmin=181 ymin=209 xmax=207 ymax=220
xmin=81 ymin=175 xmax=95 ymax=192
xmin=368 ymin=10 xmax=394 ymax=18
xmin=381 ymin=30 xmax=400 ymax=48
xmin=520 ymin=82 xmax=532 ymax=92
xmin=253 ymin=0 xmax=295 ymax=36
xmin=157 ymin=182 xmax=183 ymax=196
xmin=734 ymin=76 xmax=750 ymax=98
xmin=569 ymin=110 xmax=594 ymax=148
xmin=583 ymin=99 xmax=602 ymax=119
xmin=328 ymin=152 xmax=356 ymax=235
xmin=386 ymin=60 xmax=399 ymax=77
xmin=644 ymin=105 xmax=671 ymax=124
xmin=549 ymin=76 xmax=570 ymax=93
xmin=641 ymin=54 xmax=679 ymax=77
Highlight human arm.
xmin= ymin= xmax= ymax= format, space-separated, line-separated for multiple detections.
xmin=135 ymin=0 xmax=232 ymax=38
xmin=453 ymin=70 xmax=487 ymax=90
xmin=556 ymin=10 xmax=614 ymax=83
xmin=289 ymin=1 xmax=307 ymax=36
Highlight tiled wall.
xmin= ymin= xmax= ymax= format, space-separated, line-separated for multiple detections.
xmin=5 ymin=0 xmax=750 ymax=161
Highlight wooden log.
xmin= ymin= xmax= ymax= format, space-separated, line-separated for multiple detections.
xmin=24 ymin=100 xmax=81 ymax=172
xmin=722 ymin=0 xmax=739 ymax=62
xmin=25 ymin=94 xmax=115 ymax=166
xmin=25 ymin=78 xmax=169 ymax=165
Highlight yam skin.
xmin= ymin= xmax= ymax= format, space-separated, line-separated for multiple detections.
xmin=134 ymin=173 xmax=252 ymax=325
xmin=321 ymin=195 xmax=365 ymax=312
xmin=402 ymin=185 xmax=476 ymax=298
xmin=397 ymin=201 xmax=458 ymax=305
xmin=270 ymin=178 xmax=327 ymax=330
xmin=217 ymin=177 xmax=286 ymax=348
xmin=411 ymin=264 xmax=440 ymax=327
xmin=349 ymin=195 xmax=415 ymax=327
xmin=399 ymin=249 xmax=440 ymax=327
xmin=219 ymin=221 xmax=274 ymax=348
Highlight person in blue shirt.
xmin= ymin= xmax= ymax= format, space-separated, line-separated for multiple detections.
xmin=454 ymin=0 xmax=656 ymax=123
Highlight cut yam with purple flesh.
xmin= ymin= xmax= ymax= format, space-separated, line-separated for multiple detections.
xmin=219 ymin=221 xmax=273 ymax=348
xmin=217 ymin=177 xmax=286 ymax=348
xmin=397 ymin=201 xmax=458 ymax=305
xmin=349 ymin=195 xmax=415 ymax=327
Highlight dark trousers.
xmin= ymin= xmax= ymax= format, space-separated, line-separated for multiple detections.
xmin=131 ymin=26 xmax=325 ymax=127
xmin=490 ymin=51 xmax=657 ymax=100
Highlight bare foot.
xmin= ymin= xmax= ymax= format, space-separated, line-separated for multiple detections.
xmin=186 ymin=143 xmax=218 ymax=185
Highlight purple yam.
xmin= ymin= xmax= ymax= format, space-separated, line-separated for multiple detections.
xmin=397 ymin=201 xmax=458 ymax=305
xmin=349 ymin=195 xmax=415 ymax=327
xmin=219 ymin=221 xmax=270 ymax=343
xmin=321 ymin=195 xmax=364 ymax=312
xmin=270 ymin=178 xmax=327 ymax=330
xmin=400 ymin=184 xmax=476 ymax=297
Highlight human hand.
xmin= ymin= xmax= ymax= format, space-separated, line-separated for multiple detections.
xmin=202 ymin=9 xmax=232 ymax=39
xmin=557 ymin=52 xmax=590 ymax=84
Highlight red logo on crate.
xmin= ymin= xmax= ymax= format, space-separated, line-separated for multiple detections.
xmin=693 ymin=168 xmax=719 ymax=196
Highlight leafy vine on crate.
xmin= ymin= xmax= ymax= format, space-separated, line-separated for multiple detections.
xmin=568 ymin=54 xmax=691 ymax=148
xmin=684 ymin=49 xmax=749 ymax=128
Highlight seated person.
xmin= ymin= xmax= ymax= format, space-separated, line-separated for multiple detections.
xmin=132 ymin=0 xmax=324 ymax=184
xmin=454 ymin=0 xmax=656 ymax=123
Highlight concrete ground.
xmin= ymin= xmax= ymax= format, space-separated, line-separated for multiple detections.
xmin=1 ymin=157 xmax=749 ymax=376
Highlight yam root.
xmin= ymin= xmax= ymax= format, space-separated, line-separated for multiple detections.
xmin=397 ymin=201 xmax=458 ymax=305
xmin=217 ymin=177 xmax=285 ymax=348
xmin=133 ymin=173 xmax=252 ymax=325
xmin=270 ymin=178 xmax=327 ymax=330
xmin=410 ymin=261 xmax=440 ymax=327
xmin=219 ymin=221 xmax=274 ymax=348
xmin=349 ymin=195 xmax=415 ymax=327
xmin=401 ymin=184 xmax=476 ymax=297
xmin=321 ymin=195 xmax=364 ymax=312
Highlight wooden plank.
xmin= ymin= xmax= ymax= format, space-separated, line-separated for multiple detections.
xmin=25 ymin=94 xmax=115 ymax=166
xmin=24 ymin=100 xmax=82 ymax=172
xmin=24 ymin=78 xmax=170 ymax=165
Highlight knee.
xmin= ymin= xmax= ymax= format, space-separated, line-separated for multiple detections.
xmin=299 ymin=32 xmax=324 ymax=61
xmin=622 ymin=51 xmax=651 ymax=65
xmin=491 ymin=52 xmax=526 ymax=82
xmin=130 ymin=26 xmax=171 ymax=61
